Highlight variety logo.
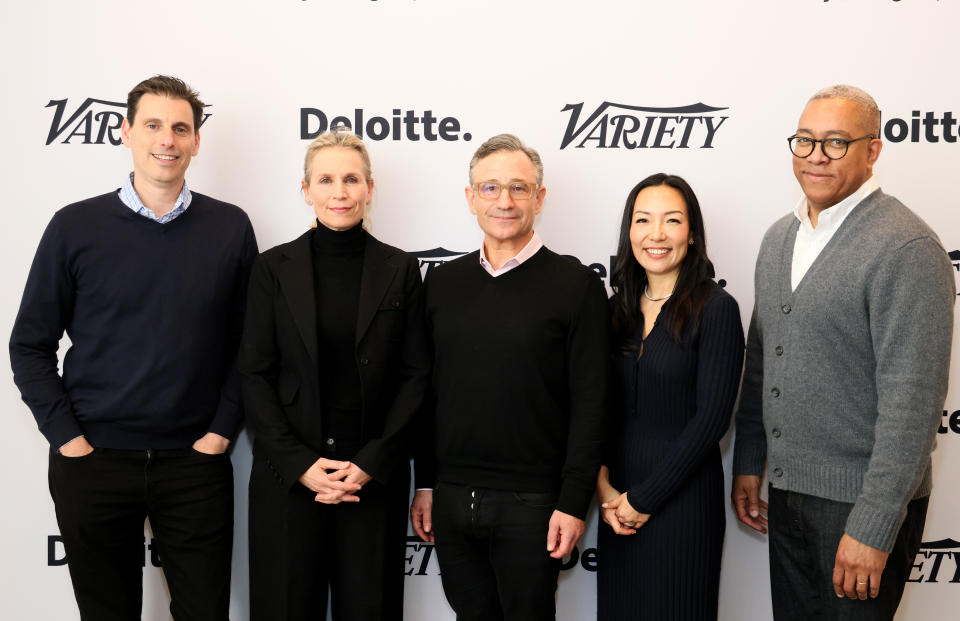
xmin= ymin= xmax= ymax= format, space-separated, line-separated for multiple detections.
xmin=413 ymin=247 xmax=469 ymax=280
xmin=48 ymin=534 xmax=162 ymax=567
xmin=406 ymin=536 xmax=597 ymax=576
xmin=908 ymin=538 xmax=960 ymax=584
xmin=879 ymin=111 xmax=958 ymax=144
xmin=300 ymin=108 xmax=471 ymax=142
xmin=411 ymin=247 xmax=610 ymax=283
xmin=405 ymin=536 xmax=439 ymax=576
xmin=45 ymin=98 xmax=211 ymax=146
xmin=559 ymin=102 xmax=729 ymax=150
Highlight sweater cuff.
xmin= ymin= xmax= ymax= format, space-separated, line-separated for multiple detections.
xmin=352 ymin=440 xmax=400 ymax=486
xmin=844 ymin=499 xmax=907 ymax=554
xmin=279 ymin=449 xmax=324 ymax=491
xmin=42 ymin=413 xmax=86 ymax=450
xmin=732 ymin=438 xmax=766 ymax=477
xmin=557 ymin=480 xmax=593 ymax=520
xmin=207 ymin=401 xmax=242 ymax=442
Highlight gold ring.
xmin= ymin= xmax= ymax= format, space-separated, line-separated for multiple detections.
xmin=857 ymin=581 xmax=868 ymax=585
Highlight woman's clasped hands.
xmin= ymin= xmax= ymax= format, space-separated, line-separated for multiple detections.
xmin=298 ymin=458 xmax=372 ymax=504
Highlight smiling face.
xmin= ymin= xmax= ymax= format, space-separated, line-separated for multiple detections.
xmin=630 ymin=184 xmax=692 ymax=283
xmin=466 ymin=149 xmax=545 ymax=253
xmin=302 ymin=146 xmax=373 ymax=231
xmin=793 ymin=97 xmax=881 ymax=215
xmin=121 ymin=93 xmax=199 ymax=190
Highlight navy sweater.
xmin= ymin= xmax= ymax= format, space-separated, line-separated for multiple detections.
xmin=10 ymin=190 xmax=258 ymax=449
xmin=422 ymin=247 xmax=610 ymax=519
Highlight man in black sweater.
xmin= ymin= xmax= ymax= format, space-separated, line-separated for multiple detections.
xmin=411 ymin=134 xmax=609 ymax=621
xmin=9 ymin=76 xmax=257 ymax=621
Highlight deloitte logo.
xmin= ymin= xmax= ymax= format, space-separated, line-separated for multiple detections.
xmin=300 ymin=108 xmax=471 ymax=142
xmin=949 ymin=250 xmax=959 ymax=297
xmin=879 ymin=111 xmax=959 ymax=144
xmin=939 ymin=408 xmax=960 ymax=435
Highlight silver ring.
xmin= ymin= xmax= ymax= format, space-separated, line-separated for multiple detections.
xmin=623 ymin=521 xmax=635 ymax=528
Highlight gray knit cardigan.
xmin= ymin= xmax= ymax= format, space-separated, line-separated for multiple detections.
xmin=732 ymin=189 xmax=955 ymax=552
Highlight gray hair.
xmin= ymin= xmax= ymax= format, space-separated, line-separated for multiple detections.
xmin=809 ymin=85 xmax=881 ymax=137
xmin=468 ymin=133 xmax=544 ymax=186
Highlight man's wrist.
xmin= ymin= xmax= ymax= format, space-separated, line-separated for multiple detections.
xmin=58 ymin=435 xmax=84 ymax=453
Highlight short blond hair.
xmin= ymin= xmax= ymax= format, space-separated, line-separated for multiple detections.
xmin=303 ymin=131 xmax=373 ymax=185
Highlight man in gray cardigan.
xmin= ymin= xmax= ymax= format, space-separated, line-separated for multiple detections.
xmin=732 ymin=85 xmax=954 ymax=620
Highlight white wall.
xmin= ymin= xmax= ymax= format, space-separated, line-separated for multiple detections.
xmin=1 ymin=1 xmax=958 ymax=619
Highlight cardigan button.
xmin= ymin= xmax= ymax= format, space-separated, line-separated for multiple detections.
xmin=771 ymin=387 xmax=781 ymax=398
xmin=772 ymin=428 xmax=781 ymax=438
xmin=781 ymin=304 xmax=791 ymax=314
xmin=391 ymin=300 xmax=400 ymax=308
xmin=360 ymin=357 xmax=369 ymax=366
xmin=773 ymin=467 xmax=783 ymax=478
xmin=775 ymin=345 xmax=784 ymax=356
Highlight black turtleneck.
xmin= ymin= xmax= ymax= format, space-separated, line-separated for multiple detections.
xmin=311 ymin=221 xmax=366 ymax=441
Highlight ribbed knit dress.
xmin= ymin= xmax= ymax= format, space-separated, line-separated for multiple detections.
xmin=598 ymin=284 xmax=744 ymax=620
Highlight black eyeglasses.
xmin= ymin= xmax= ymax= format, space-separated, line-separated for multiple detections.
xmin=787 ymin=134 xmax=875 ymax=160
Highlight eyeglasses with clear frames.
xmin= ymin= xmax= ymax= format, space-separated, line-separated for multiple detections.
xmin=787 ymin=134 xmax=875 ymax=160
xmin=474 ymin=180 xmax=539 ymax=200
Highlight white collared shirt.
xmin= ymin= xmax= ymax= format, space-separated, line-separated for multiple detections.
xmin=791 ymin=176 xmax=879 ymax=290
xmin=479 ymin=231 xmax=544 ymax=277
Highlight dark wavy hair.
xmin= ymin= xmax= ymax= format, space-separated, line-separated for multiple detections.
xmin=127 ymin=75 xmax=205 ymax=133
xmin=610 ymin=173 xmax=716 ymax=346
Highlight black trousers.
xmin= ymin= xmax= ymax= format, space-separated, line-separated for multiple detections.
xmin=432 ymin=482 xmax=561 ymax=621
xmin=248 ymin=449 xmax=410 ymax=621
xmin=48 ymin=447 xmax=234 ymax=621
xmin=768 ymin=486 xmax=928 ymax=621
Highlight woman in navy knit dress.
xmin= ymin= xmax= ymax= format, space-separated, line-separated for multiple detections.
xmin=597 ymin=173 xmax=744 ymax=620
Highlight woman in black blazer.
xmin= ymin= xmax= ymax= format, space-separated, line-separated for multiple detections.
xmin=239 ymin=131 xmax=429 ymax=621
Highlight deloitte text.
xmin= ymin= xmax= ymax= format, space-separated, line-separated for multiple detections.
xmin=949 ymin=250 xmax=959 ymax=297
xmin=48 ymin=534 xmax=162 ymax=567
xmin=560 ymin=102 xmax=729 ymax=149
xmin=300 ymin=108 xmax=471 ymax=142
xmin=880 ymin=111 xmax=959 ymax=143
xmin=940 ymin=409 xmax=960 ymax=435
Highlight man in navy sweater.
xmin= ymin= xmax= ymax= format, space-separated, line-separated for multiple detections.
xmin=10 ymin=75 xmax=257 ymax=621
xmin=411 ymin=134 xmax=609 ymax=621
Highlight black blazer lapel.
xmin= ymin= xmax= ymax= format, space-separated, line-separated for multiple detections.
xmin=355 ymin=233 xmax=400 ymax=346
xmin=276 ymin=231 xmax=320 ymax=365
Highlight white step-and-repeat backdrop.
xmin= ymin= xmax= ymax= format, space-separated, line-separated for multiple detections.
xmin=2 ymin=1 xmax=957 ymax=619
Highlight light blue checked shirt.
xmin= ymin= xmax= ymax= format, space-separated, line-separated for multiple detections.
xmin=118 ymin=172 xmax=192 ymax=223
